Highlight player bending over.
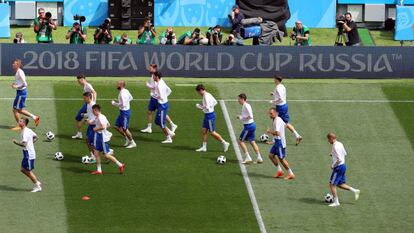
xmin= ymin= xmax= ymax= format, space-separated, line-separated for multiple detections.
xmin=141 ymin=64 xmax=178 ymax=134
xmin=267 ymin=108 xmax=295 ymax=180
xmin=90 ymin=104 xmax=125 ymax=175
xmin=111 ymin=80 xmax=136 ymax=148
xmin=326 ymin=133 xmax=360 ymax=207
xmin=12 ymin=118 xmax=42 ymax=192
xmin=195 ymin=84 xmax=230 ymax=152
xmin=270 ymin=75 xmax=302 ymax=145
xmin=72 ymin=74 xmax=97 ymax=139
xmin=237 ymin=93 xmax=263 ymax=164
xmin=11 ymin=59 xmax=39 ymax=130
xmin=153 ymin=72 xmax=176 ymax=143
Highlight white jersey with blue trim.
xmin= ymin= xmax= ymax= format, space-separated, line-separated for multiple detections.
xmin=93 ymin=113 xmax=113 ymax=142
xmin=21 ymin=127 xmax=37 ymax=159
xmin=155 ymin=79 xmax=171 ymax=105
xmin=83 ymin=82 xmax=95 ymax=101
xmin=241 ymin=102 xmax=254 ymax=125
xmin=117 ymin=88 xmax=133 ymax=111
xmin=202 ymin=92 xmax=217 ymax=114
xmin=148 ymin=75 xmax=157 ymax=98
xmin=331 ymin=141 xmax=347 ymax=167
xmin=86 ymin=101 xmax=96 ymax=122
xmin=273 ymin=83 xmax=287 ymax=106
xmin=15 ymin=68 xmax=27 ymax=90
xmin=273 ymin=116 xmax=286 ymax=148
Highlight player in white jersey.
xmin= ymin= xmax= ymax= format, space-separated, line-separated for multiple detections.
xmin=89 ymin=104 xmax=125 ymax=175
xmin=12 ymin=118 xmax=42 ymax=192
xmin=326 ymin=133 xmax=360 ymax=207
xmin=266 ymin=108 xmax=295 ymax=180
xmin=11 ymin=59 xmax=39 ymax=130
xmin=237 ymin=93 xmax=263 ymax=164
xmin=112 ymin=80 xmax=136 ymax=148
xmin=270 ymin=75 xmax=302 ymax=145
xmin=141 ymin=64 xmax=178 ymax=134
xmin=72 ymin=74 xmax=97 ymax=139
xmin=152 ymin=72 xmax=176 ymax=143
xmin=195 ymin=84 xmax=230 ymax=152
xmin=81 ymin=92 xmax=97 ymax=164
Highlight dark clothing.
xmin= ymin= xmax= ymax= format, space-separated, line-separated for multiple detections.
xmin=94 ymin=27 xmax=112 ymax=44
xmin=345 ymin=21 xmax=360 ymax=46
xmin=230 ymin=12 xmax=245 ymax=34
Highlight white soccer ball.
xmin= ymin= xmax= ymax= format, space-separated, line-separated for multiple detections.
xmin=259 ymin=134 xmax=269 ymax=143
xmin=46 ymin=131 xmax=55 ymax=141
xmin=81 ymin=156 xmax=90 ymax=164
xmin=325 ymin=193 xmax=334 ymax=203
xmin=55 ymin=152 xmax=64 ymax=161
xmin=216 ymin=155 xmax=226 ymax=165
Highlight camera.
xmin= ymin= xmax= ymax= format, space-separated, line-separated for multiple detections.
xmin=290 ymin=33 xmax=297 ymax=41
xmin=167 ymin=31 xmax=174 ymax=40
xmin=336 ymin=15 xmax=346 ymax=32
xmin=43 ymin=12 xmax=52 ymax=24
xmin=73 ymin=14 xmax=86 ymax=23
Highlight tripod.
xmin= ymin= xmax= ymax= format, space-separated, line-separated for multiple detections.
xmin=334 ymin=31 xmax=347 ymax=46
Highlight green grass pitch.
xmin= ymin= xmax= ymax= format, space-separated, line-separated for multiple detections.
xmin=1 ymin=77 xmax=414 ymax=233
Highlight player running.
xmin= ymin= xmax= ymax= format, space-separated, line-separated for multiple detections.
xmin=11 ymin=59 xmax=39 ymax=130
xmin=111 ymin=80 xmax=136 ymax=148
xmin=89 ymin=104 xmax=125 ymax=175
xmin=12 ymin=118 xmax=42 ymax=192
xmin=326 ymin=133 xmax=360 ymax=207
xmin=152 ymin=72 xmax=176 ymax=143
xmin=267 ymin=108 xmax=295 ymax=180
xmin=82 ymin=92 xmax=97 ymax=164
xmin=270 ymin=75 xmax=302 ymax=145
xmin=237 ymin=93 xmax=263 ymax=164
xmin=195 ymin=84 xmax=230 ymax=152
xmin=141 ymin=64 xmax=178 ymax=134
xmin=72 ymin=74 xmax=97 ymax=139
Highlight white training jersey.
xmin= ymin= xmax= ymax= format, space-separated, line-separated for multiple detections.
xmin=155 ymin=79 xmax=171 ymax=104
xmin=273 ymin=83 xmax=287 ymax=106
xmin=273 ymin=116 xmax=286 ymax=148
xmin=83 ymin=82 xmax=95 ymax=101
xmin=93 ymin=113 xmax=113 ymax=142
xmin=117 ymin=88 xmax=133 ymax=111
xmin=241 ymin=102 xmax=254 ymax=125
xmin=148 ymin=75 xmax=157 ymax=98
xmin=331 ymin=141 xmax=347 ymax=167
xmin=15 ymin=68 xmax=27 ymax=90
xmin=21 ymin=127 xmax=37 ymax=159
xmin=86 ymin=101 xmax=96 ymax=122
xmin=202 ymin=92 xmax=217 ymax=114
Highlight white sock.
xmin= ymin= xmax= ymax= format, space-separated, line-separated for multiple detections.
xmin=288 ymin=168 xmax=293 ymax=174
xmin=257 ymin=153 xmax=262 ymax=159
xmin=90 ymin=152 xmax=96 ymax=159
xmin=334 ymin=196 xmax=340 ymax=204
xmin=35 ymin=181 xmax=41 ymax=186
xmin=31 ymin=114 xmax=36 ymax=119
xmin=130 ymin=139 xmax=135 ymax=144
xmin=221 ymin=140 xmax=227 ymax=144
xmin=202 ymin=142 xmax=207 ymax=148
xmin=349 ymin=187 xmax=357 ymax=193
xmin=147 ymin=123 xmax=152 ymax=128
xmin=77 ymin=131 xmax=82 ymax=135
xmin=245 ymin=152 xmax=251 ymax=160
xmin=293 ymin=130 xmax=300 ymax=138
xmin=170 ymin=121 xmax=175 ymax=126
xmin=115 ymin=161 xmax=122 ymax=167
xmin=125 ymin=137 xmax=130 ymax=142
xmin=276 ymin=165 xmax=282 ymax=171
xmin=166 ymin=135 xmax=172 ymax=140
xmin=97 ymin=164 xmax=102 ymax=172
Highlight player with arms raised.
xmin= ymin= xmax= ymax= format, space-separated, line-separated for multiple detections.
xmin=326 ymin=133 xmax=360 ymax=207
xmin=11 ymin=59 xmax=39 ymax=130
xmin=12 ymin=118 xmax=42 ymax=192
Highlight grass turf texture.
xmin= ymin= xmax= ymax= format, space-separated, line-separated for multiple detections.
xmin=1 ymin=77 xmax=414 ymax=233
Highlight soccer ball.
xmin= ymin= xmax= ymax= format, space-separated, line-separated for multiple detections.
xmin=259 ymin=134 xmax=269 ymax=143
xmin=216 ymin=155 xmax=226 ymax=165
xmin=81 ymin=156 xmax=90 ymax=164
xmin=55 ymin=152 xmax=64 ymax=161
xmin=325 ymin=193 xmax=334 ymax=203
xmin=46 ymin=131 xmax=55 ymax=141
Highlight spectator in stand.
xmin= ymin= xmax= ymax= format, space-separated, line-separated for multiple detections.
xmin=34 ymin=8 xmax=57 ymax=43
xmin=178 ymin=28 xmax=203 ymax=45
xmin=228 ymin=5 xmax=244 ymax=45
xmin=205 ymin=25 xmax=223 ymax=45
xmin=137 ymin=18 xmax=156 ymax=45
xmin=66 ymin=22 xmax=87 ymax=44
xmin=13 ymin=32 xmax=25 ymax=44
xmin=94 ymin=18 xmax=112 ymax=44
xmin=159 ymin=27 xmax=177 ymax=45
xmin=114 ymin=33 xmax=132 ymax=45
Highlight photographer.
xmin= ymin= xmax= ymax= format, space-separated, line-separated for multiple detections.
xmin=223 ymin=34 xmax=236 ymax=46
xmin=13 ymin=32 xmax=25 ymax=44
xmin=228 ymin=5 xmax=245 ymax=45
xmin=66 ymin=22 xmax=87 ymax=44
xmin=340 ymin=12 xmax=361 ymax=46
xmin=114 ymin=33 xmax=132 ymax=45
xmin=94 ymin=18 xmax=113 ymax=44
xmin=33 ymin=8 xmax=57 ymax=43
xmin=137 ymin=18 xmax=156 ymax=45
xmin=291 ymin=21 xmax=311 ymax=46
xmin=177 ymin=28 xmax=203 ymax=45
xmin=159 ymin=27 xmax=177 ymax=45
xmin=205 ymin=25 xmax=223 ymax=45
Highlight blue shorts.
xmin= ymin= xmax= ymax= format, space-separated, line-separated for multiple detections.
xmin=276 ymin=104 xmax=290 ymax=123
xmin=13 ymin=89 xmax=27 ymax=110
xmin=21 ymin=150 xmax=35 ymax=171
xmin=147 ymin=97 xmax=158 ymax=112
xmin=155 ymin=103 xmax=168 ymax=129
xmin=86 ymin=124 xmax=96 ymax=145
xmin=330 ymin=164 xmax=347 ymax=186
xmin=203 ymin=112 xmax=216 ymax=132
xmin=270 ymin=139 xmax=286 ymax=159
xmin=239 ymin=122 xmax=256 ymax=142
xmin=115 ymin=110 xmax=130 ymax=130
xmin=94 ymin=132 xmax=111 ymax=154
xmin=75 ymin=103 xmax=87 ymax=121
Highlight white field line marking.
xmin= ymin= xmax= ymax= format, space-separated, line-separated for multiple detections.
xmin=0 ymin=97 xmax=413 ymax=103
xmin=175 ymin=83 xmax=197 ymax=87
xmin=219 ymin=100 xmax=267 ymax=233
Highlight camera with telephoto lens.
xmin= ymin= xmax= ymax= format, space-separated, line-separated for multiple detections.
xmin=290 ymin=33 xmax=297 ymax=40
xmin=167 ymin=31 xmax=174 ymax=40
xmin=336 ymin=15 xmax=346 ymax=32
xmin=73 ymin=14 xmax=86 ymax=23
xmin=43 ymin=12 xmax=52 ymax=24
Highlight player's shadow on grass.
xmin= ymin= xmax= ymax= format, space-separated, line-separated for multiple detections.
xmin=202 ymin=157 xmax=239 ymax=164
xmin=61 ymin=166 xmax=88 ymax=174
xmin=297 ymin=197 xmax=326 ymax=206
xmin=0 ymin=184 xmax=29 ymax=192
xmin=244 ymin=172 xmax=273 ymax=179
xmin=0 ymin=125 xmax=12 ymax=130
